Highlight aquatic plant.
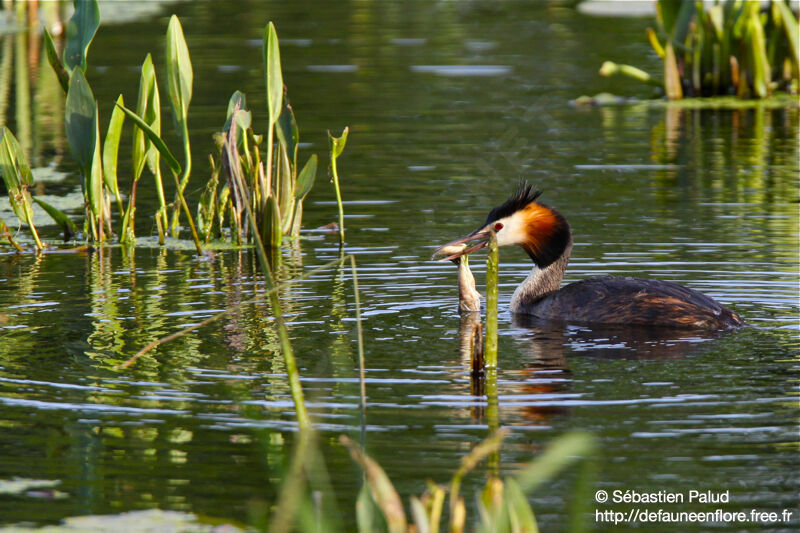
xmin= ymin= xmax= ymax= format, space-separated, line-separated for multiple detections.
xmin=328 ymin=126 xmax=349 ymax=244
xmin=0 ymin=1 xmax=320 ymax=253
xmin=0 ymin=127 xmax=75 ymax=250
xmin=600 ymin=0 xmax=799 ymax=99
xmin=340 ymin=430 xmax=595 ymax=533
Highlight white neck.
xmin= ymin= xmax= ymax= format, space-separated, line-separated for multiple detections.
xmin=510 ymin=239 xmax=573 ymax=313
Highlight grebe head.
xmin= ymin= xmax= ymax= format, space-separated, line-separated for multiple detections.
xmin=432 ymin=181 xmax=571 ymax=268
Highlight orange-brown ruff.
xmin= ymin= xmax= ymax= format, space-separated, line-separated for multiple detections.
xmin=436 ymin=182 xmax=744 ymax=330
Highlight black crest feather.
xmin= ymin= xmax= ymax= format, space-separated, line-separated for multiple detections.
xmin=484 ymin=181 xmax=542 ymax=225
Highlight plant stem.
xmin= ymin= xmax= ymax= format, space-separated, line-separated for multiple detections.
xmin=484 ymin=232 xmax=499 ymax=369
xmin=169 ymin=169 xmax=202 ymax=255
xmin=331 ymin=153 xmax=345 ymax=244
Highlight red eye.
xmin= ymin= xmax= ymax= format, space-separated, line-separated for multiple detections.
xmin=494 ymin=223 xmax=504 ymax=231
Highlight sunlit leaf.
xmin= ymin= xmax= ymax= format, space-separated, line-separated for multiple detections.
xmin=103 ymin=94 xmax=125 ymax=204
xmin=264 ymin=21 xmax=283 ymax=125
xmin=264 ymin=194 xmax=282 ymax=248
xmin=63 ymin=0 xmax=100 ymax=72
xmin=328 ymin=126 xmax=349 ymax=159
xmin=132 ymin=54 xmax=161 ymax=179
xmin=225 ymin=90 xmax=251 ymax=133
xmin=294 ymin=154 xmax=317 ymax=201
xmin=116 ymin=103 xmax=181 ymax=177
xmin=774 ymin=0 xmax=798 ymax=76
xmin=166 ymin=15 xmax=193 ymax=132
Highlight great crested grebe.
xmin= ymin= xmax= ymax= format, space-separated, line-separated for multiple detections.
xmin=434 ymin=182 xmax=744 ymax=329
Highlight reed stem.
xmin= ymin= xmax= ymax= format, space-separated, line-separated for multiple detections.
xmin=484 ymin=232 xmax=499 ymax=369
xmin=331 ymin=153 xmax=345 ymax=244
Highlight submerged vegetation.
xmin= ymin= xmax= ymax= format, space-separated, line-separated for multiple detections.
xmin=600 ymin=0 xmax=799 ymax=99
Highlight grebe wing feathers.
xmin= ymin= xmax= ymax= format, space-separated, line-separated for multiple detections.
xmin=520 ymin=276 xmax=744 ymax=329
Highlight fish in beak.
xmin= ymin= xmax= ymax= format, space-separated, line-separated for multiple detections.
xmin=431 ymin=226 xmax=493 ymax=262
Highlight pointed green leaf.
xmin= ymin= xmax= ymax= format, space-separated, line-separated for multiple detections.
xmin=33 ymin=197 xmax=77 ymax=238
xmin=63 ymin=0 xmax=100 ymax=72
xmin=0 ymin=127 xmax=33 ymax=189
xmin=276 ymin=92 xmax=298 ymax=166
xmin=264 ymin=194 xmax=282 ymax=247
xmin=515 ymin=432 xmax=595 ymax=493
xmin=225 ymin=90 xmax=251 ymax=132
xmin=103 ymin=94 xmax=125 ymax=202
xmin=132 ymin=54 xmax=161 ymax=180
xmin=264 ymin=21 xmax=283 ymax=125
xmin=166 ymin=15 xmax=193 ymax=131
xmin=116 ymin=103 xmax=181 ymax=176
xmin=503 ymin=478 xmax=539 ymax=533
xmin=775 ymin=0 xmax=799 ymax=76
xmin=65 ymin=68 xmax=96 ymax=173
xmin=43 ymin=29 xmax=69 ymax=93
xmin=294 ymin=154 xmax=317 ymax=201
xmin=88 ymin=107 xmax=104 ymax=218
xmin=328 ymin=126 xmax=349 ymax=158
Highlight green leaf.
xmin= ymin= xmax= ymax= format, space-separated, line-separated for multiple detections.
xmin=328 ymin=126 xmax=349 ymax=159
xmin=43 ymin=29 xmax=69 ymax=93
xmin=225 ymin=90 xmax=251 ymax=132
xmin=264 ymin=21 xmax=284 ymax=125
xmin=264 ymin=194 xmax=282 ymax=248
xmin=503 ymin=478 xmax=539 ymax=533
xmin=276 ymin=92 xmax=299 ymax=166
xmin=0 ymin=128 xmax=41 ymax=248
xmin=103 ymin=94 xmax=125 ymax=203
xmin=88 ymin=106 xmax=104 ymax=218
xmin=746 ymin=6 xmax=770 ymax=98
xmin=116 ymin=103 xmax=181 ymax=177
xmin=341 ymin=436 xmax=407 ymax=533
xmin=63 ymin=0 xmax=100 ymax=72
xmin=294 ymin=154 xmax=317 ymax=201
xmin=0 ymin=127 xmax=33 ymax=190
xmin=775 ymin=0 xmax=799 ymax=76
xmin=65 ymin=68 xmax=96 ymax=173
xmin=166 ymin=15 xmax=193 ymax=133
xmin=515 ymin=432 xmax=595 ymax=493
xmin=32 ymin=197 xmax=77 ymax=238
xmin=132 ymin=54 xmax=161 ymax=180
xmin=657 ymin=0 xmax=695 ymax=44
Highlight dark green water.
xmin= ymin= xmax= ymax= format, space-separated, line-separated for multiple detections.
xmin=0 ymin=1 xmax=798 ymax=530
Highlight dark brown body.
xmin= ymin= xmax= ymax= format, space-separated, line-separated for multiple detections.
xmin=517 ymin=276 xmax=744 ymax=330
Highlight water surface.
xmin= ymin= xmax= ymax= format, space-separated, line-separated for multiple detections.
xmin=0 ymin=1 xmax=797 ymax=530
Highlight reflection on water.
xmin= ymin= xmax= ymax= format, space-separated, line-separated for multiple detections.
xmin=0 ymin=0 xmax=797 ymax=530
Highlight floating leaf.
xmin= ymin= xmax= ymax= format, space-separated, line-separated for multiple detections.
xmin=264 ymin=21 xmax=283 ymax=125
xmin=63 ymin=0 xmax=100 ymax=72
